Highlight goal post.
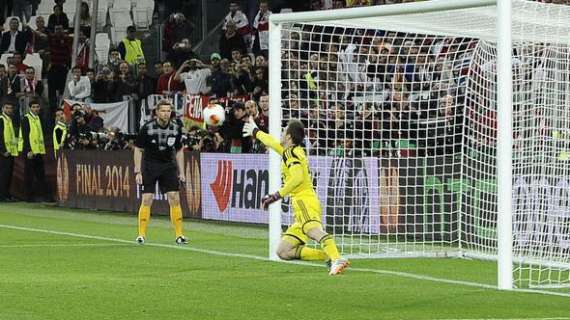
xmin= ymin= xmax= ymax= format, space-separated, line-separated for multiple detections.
xmin=268 ymin=0 xmax=570 ymax=290
xmin=496 ymin=0 xmax=514 ymax=291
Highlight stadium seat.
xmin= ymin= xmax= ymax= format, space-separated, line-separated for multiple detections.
xmin=95 ymin=33 xmax=111 ymax=65
xmin=94 ymin=0 xmax=110 ymax=30
xmin=37 ymin=0 xmax=56 ymax=16
xmin=3 ymin=16 xmax=23 ymax=31
xmin=63 ymin=1 xmax=78 ymax=18
xmin=23 ymin=53 xmax=43 ymax=81
xmin=132 ymin=0 xmax=154 ymax=29
xmin=110 ymin=0 xmax=132 ymax=10
xmin=28 ymin=16 xmax=39 ymax=30
xmin=0 ymin=53 xmax=11 ymax=68
xmin=110 ymin=27 xmax=127 ymax=46
xmin=109 ymin=0 xmax=133 ymax=30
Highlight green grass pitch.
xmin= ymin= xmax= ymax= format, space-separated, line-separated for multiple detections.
xmin=0 ymin=203 xmax=569 ymax=320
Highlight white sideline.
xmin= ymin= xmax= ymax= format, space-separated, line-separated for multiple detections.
xmin=436 ymin=318 xmax=570 ymax=320
xmin=0 ymin=243 xmax=130 ymax=248
xmin=1 ymin=223 xmax=570 ymax=299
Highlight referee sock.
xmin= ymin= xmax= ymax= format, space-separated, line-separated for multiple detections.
xmin=138 ymin=205 xmax=151 ymax=237
xmin=170 ymin=205 xmax=184 ymax=238
xmin=320 ymin=234 xmax=341 ymax=261
xmin=299 ymin=246 xmax=329 ymax=261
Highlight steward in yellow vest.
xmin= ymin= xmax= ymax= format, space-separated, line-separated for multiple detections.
xmin=53 ymin=108 xmax=67 ymax=157
xmin=0 ymin=101 xmax=18 ymax=202
xmin=118 ymin=25 xmax=145 ymax=65
xmin=19 ymin=100 xmax=50 ymax=202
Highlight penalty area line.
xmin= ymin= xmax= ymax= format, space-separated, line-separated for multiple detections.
xmin=1 ymin=223 xmax=569 ymax=298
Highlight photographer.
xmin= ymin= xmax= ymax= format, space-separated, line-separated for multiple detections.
xmin=174 ymin=59 xmax=211 ymax=96
xmin=102 ymin=127 xmax=129 ymax=151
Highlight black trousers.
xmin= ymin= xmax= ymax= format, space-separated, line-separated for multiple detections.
xmin=48 ymin=65 xmax=68 ymax=111
xmin=24 ymin=154 xmax=48 ymax=201
xmin=0 ymin=154 xmax=14 ymax=200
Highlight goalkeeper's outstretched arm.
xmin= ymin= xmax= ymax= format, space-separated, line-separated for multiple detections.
xmin=242 ymin=117 xmax=284 ymax=155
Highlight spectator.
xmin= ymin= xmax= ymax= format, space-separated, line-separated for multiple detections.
xmin=11 ymin=52 xmax=29 ymax=74
xmin=117 ymin=26 xmax=145 ymax=66
xmin=252 ymin=67 xmax=268 ymax=100
xmin=0 ymin=18 xmax=30 ymax=54
xmin=47 ymin=24 xmax=72 ymax=110
xmin=257 ymin=94 xmax=269 ymax=132
xmin=104 ymin=48 xmax=123 ymax=73
xmin=31 ymin=16 xmax=49 ymax=53
xmin=156 ymin=61 xmax=181 ymax=95
xmin=170 ymin=38 xmax=198 ymax=68
xmin=222 ymin=2 xmax=250 ymax=47
xmin=206 ymin=55 xmax=233 ymax=98
xmin=73 ymin=1 xmax=92 ymax=36
xmin=232 ymin=57 xmax=254 ymax=95
xmin=175 ymin=59 xmax=211 ymax=96
xmin=230 ymin=48 xmax=243 ymax=65
xmin=255 ymin=55 xmax=268 ymax=68
xmin=92 ymin=67 xmax=116 ymax=103
xmin=0 ymin=65 xmax=9 ymax=98
xmin=47 ymin=5 xmax=70 ymax=33
xmin=136 ymin=63 xmax=156 ymax=101
xmin=75 ymin=29 xmax=90 ymax=73
xmin=219 ymin=21 xmax=247 ymax=60
xmin=67 ymin=66 xmax=91 ymax=101
xmin=163 ymin=13 xmax=194 ymax=60
xmin=6 ymin=64 xmax=19 ymax=100
xmin=115 ymin=61 xmax=137 ymax=101
xmin=252 ymin=0 xmax=271 ymax=57
xmin=16 ymin=67 xmax=43 ymax=121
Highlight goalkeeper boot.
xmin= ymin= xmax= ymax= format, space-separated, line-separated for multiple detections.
xmin=135 ymin=236 xmax=145 ymax=245
xmin=175 ymin=236 xmax=189 ymax=245
xmin=329 ymin=258 xmax=350 ymax=276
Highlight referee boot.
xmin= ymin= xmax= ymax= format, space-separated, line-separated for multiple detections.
xmin=175 ymin=236 xmax=189 ymax=245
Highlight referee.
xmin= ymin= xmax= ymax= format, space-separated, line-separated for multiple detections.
xmin=134 ymin=100 xmax=188 ymax=245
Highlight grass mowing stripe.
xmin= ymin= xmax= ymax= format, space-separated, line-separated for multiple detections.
xmin=1 ymin=223 xmax=570 ymax=298
xmin=0 ymin=243 xmax=130 ymax=248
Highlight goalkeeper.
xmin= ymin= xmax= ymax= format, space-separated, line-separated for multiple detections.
xmin=243 ymin=117 xmax=350 ymax=275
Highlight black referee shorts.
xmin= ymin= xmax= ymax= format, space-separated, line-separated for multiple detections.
xmin=142 ymin=161 xmax=180 ymax=194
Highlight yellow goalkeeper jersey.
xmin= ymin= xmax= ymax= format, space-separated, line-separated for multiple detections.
xmin=256 ymin=131 xmax=317 ymax=199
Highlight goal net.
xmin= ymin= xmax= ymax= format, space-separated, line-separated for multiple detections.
xmin=270 ymin=0 xmax=570 ymax=289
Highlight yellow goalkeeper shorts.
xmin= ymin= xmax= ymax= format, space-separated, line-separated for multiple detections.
xmin=282 ymin=197 xmax=323 ymax=245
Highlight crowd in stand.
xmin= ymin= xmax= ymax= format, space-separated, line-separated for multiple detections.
xmin=2 ymin=0 xmax=568 ymax=161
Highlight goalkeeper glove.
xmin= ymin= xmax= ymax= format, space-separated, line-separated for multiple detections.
xmin=242 ymin=116 xmax=259 ymax=138
xmin=261 ymin=192 xmax=282 ymax=210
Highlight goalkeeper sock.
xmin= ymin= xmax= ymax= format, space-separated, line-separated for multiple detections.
xmin=320 ymin=234 xmax=341 ymax=261
xmin=170 ymin=205 xmax=184 ymax=238
xmin=299 ymin=246 xmax=329 ymax=261
xmin=138 ymin=205 xmax=151 ymax=237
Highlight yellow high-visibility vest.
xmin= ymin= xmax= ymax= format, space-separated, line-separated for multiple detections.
xmin=18 ymin=112 xmax=46 ymax=155
xmin=1 ymin=113 xmax=18 ymax=156
xmin=122 ymin=38 xmax=145 ymax=64
xmin=53 ymin=121 xmax=67 ymax=157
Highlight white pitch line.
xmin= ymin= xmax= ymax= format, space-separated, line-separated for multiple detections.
xmin=0 ymin=243 xmax=130 ymax=248
xmin=1 ymin=223 xmax=570 ymax=299
xmin=434 ymin=318 xmax=570 ymax=320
